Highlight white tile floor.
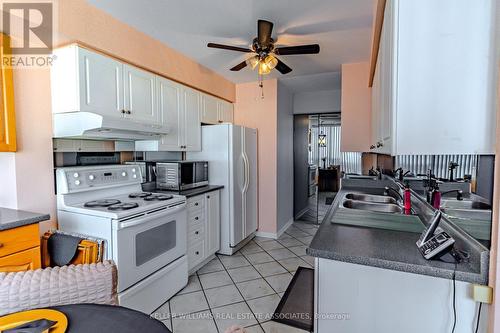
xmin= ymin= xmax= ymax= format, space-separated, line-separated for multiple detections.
xmin=152 ymin=221 xmax=319 ymax=333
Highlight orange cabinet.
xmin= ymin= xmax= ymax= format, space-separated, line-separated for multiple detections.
xmin=0 ymin=223 xmax=41 ymax=272
xmin=0 ymin=33 xmax=16 ymax=152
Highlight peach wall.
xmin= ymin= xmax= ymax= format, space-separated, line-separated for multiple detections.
xmin=57 ymin=0 xmax=235 ymax=102
xmin=340 ymin=62 xmax=372 ymax=152
xmin=234 ymin=80 xmax=278 ymax=234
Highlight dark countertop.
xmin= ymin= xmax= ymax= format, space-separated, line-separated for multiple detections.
xmin=156 ymin=185 xmax=224 ymax=198
xmin=0 ymin=207 xmax=50 ymax=231
xmin=307 ymin=179 xmax=489 ymax=285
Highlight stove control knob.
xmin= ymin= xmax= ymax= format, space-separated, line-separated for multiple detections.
xmin=132 ymin=168 xmax=136 ymax=173
xmin=74 ymin=180 xmax=81 ymax=186
xmin=88 ymin=174 xmax=95 ymax=180
xmin=73 ymin=172 xmax=79 ymax=178
xmin=132 ymin=174 xmax=137 ymax=179
xmin=122 ymin=172 xmax=127 ymax=177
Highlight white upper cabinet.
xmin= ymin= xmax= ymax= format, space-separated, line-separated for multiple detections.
xmin=52 ymin=46 xmax=123 ymax=117
xmin=370 ymin=0 xmax=496 ymax=155
xmin=135 ymin=79 xmax=201 ymax=152
xmin=183 ymin=88 xmax=202 ymax=151
xmin=123 ymin=65 xmax=158 ymax=125
xmin=156 ymin=77 xmax=182 ymax=150
xmin=217 ymin=100 xmax=234 ymax=124
xmin=201 ymin=94 xmax=234 ymax=125
xmin=201 ymin=94 xmax=219 ymax=124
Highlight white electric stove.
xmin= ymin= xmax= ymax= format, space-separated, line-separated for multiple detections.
xmin=56 ymin=164 xmax=188 ymax=314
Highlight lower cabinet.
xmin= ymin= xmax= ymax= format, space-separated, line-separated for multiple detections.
xmin=0 ymin=224 xmax=41 ymax=273
xmin=187 ymin=190 xmax=220 ymax=273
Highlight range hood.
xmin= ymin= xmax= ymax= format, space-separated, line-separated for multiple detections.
xmin=53 ymin=112 xmax=169 ymax=141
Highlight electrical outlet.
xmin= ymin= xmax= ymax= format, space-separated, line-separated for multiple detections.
xmin=473 ymin=284 xmax=493 ymax=304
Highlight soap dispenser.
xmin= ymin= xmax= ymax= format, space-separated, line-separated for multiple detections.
xmin=404 ymin=182 xmax=412 ymax=215
xmin=432 ymin=185 xmax=441 ymax=210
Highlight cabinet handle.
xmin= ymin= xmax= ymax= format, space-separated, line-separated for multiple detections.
xmin=195 ymin=231 xmax=199 ymax=235
xmin=195 ymin=203 xmax=199 ymax=206
xmin=195 ymin=217 xmax=199 ymax=220
xmin=370 ymin=145 xmax=376 ymax=150
xmin=195 ymin=251 xmax=200 ymax=255
xmin=127 ymin=110 xmax=131 ymax=115
xmin=121 ymin=109 xmax=126 ymax=114
xmin=376 ymin=142 xmax=383 ymax=148
xmin=207 ymin=195 xmax=210 ymax=199
xmin=0 ymin=243 xmax=3 ymax=248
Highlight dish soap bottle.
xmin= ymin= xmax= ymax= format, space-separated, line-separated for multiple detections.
xmin=432 ymin=185 xmax=441 ymax=210
xmin=404 ymin=182 xmax=412 ymax=215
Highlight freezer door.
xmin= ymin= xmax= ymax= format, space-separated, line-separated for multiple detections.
xmin=243 ymin=127 xmax=258 ymax=238
xmin=230 ymin=125 xmax=245 ymax=246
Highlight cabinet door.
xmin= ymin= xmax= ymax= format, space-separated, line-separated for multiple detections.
xmin=183 ymin=88 xmax=201 ymax=151
xmin=78 ymin=48 xmax=123 ymax=117
xmin=123 ymin=65 xmax=158 ymax=125
xmin=217 ymin=101 xmax=234 ymax=123
xmin=205 ymin=191 xmax=220 ymax=255
xmin=201 ymin=95 xmax=219 ymax=124
xmin=0 ymin=247 xmax=41 ymax=273
xmin=157 ymin=77 xmax=183 ymax=150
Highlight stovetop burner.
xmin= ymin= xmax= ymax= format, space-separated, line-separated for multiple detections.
xmin=144 ymin=194 xmax=174 ymax=201
xmin=128 ymin=192 xmax=153 ymax=198
xmin=108 ymin=202 xmax=140 ymax=211
xmin=84 ymin=199 xmax=121 ymax=208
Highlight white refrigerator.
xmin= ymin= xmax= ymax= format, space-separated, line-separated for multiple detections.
xmin=188 ymin=124 xmax=258 ymax=255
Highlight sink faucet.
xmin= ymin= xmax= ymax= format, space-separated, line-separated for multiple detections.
xmin=384 ymin=186 xmax=404 ymax=201
xmin=448 ymin=161 xmax=459 ymax=182
xmin=441 ymin=189 xmax=464 ymax=201
xmin=393 ymin=168 xmax=404 ymax=182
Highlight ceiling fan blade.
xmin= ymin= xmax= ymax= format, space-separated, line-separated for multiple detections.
xmin=274 ymin=44 xmax=320 ymax=55
xmin=207 ymin=43 xmax=252 ymax=53
xmin=230 ymin=60 xmax=248 ymax=71
xmin=258 ymin=20 xmax=274 ymax=47
xmin=275 ymin=58 xmax=292 ymax=74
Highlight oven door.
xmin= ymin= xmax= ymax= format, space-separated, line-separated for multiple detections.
xmin=112 ymin=203 xmax=187 ymax=292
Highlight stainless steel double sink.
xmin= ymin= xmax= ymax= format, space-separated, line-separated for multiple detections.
xmin=342 ymin=193 xmax=404 ymax=214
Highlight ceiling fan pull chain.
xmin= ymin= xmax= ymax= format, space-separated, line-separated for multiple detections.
xmin=259 ymin=75 xmax=264 ymax=99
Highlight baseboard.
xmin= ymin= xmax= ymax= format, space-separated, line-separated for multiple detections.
xmin=294 ymin=207 xmax=309 ymax=220
xmin=255 ymin=218 xmax=294 ymax=240
xmin=277 ymin=218 xmax=294 ymax=238
xmin=255 ymin=230 xmax=278 ymax=239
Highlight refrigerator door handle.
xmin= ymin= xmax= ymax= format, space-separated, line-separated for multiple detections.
xmin=242 ymin=152 xmax=250 ymax=193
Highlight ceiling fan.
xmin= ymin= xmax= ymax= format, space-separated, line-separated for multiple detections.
xmin=207 ymin=19 xmax=320 ymax=76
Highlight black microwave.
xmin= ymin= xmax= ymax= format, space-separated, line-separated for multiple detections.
xmin=155 ymin=161 xmax=209 ymax=191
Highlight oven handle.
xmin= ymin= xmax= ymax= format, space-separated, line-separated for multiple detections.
xmin=116 ymin=203 xmax=186 ymax=230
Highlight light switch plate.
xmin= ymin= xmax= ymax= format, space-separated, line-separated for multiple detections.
xmin=472 ymin=284 xmax=493 ymax=304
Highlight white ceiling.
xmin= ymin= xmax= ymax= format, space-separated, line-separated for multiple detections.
xmin=87 ymin=0 xmax=373 ymax=85
xmin=280 ymin=72 xmax=342 ymax=93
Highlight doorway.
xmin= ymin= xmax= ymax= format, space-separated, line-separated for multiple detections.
xmin=293 ymin=113 xmax=362 ymax=224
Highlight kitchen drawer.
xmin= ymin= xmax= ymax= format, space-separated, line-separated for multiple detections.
xmin=188 ymin=222 xmax=205 ymax=244
xmin=0 ymin=246 xmax=41 ymax=272
xmin=187 ymin=196 xmax=205 ymax=211
xmin=0 ymin=224 xmax=40 ymax=258
xmin=187 ymin=240 xmax=205 ymax=270
xmin=188 ymin=210 xmax=205 ymax=225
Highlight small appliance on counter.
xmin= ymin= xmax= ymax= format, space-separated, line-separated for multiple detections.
xmin=156 ymin=161 xmax=209 ymax=191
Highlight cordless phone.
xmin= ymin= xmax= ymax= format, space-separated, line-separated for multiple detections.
xmin=416 ymin=211 xmax=455 ymax=260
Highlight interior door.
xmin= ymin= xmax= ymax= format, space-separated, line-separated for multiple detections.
xmin=157 ymin=77 xmax=182 ymax=150
xmin=230 ymin=125 xmax=245 ymax=246
xmin=78 ymin=47 xmax=123 ymax=117
xmin=243 ymin=127 xmax=258 ymax=237
xmin=123 ymin=64 xmax=158 ymax=125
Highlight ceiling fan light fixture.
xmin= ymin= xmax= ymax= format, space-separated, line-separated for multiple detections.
xmin=258 ymin=62 xmax=272 ymax=75
xmin=264 ymin=55 xmax=278 ymax=69
xmin=246 ymin=56 xmax=259 ymax=69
